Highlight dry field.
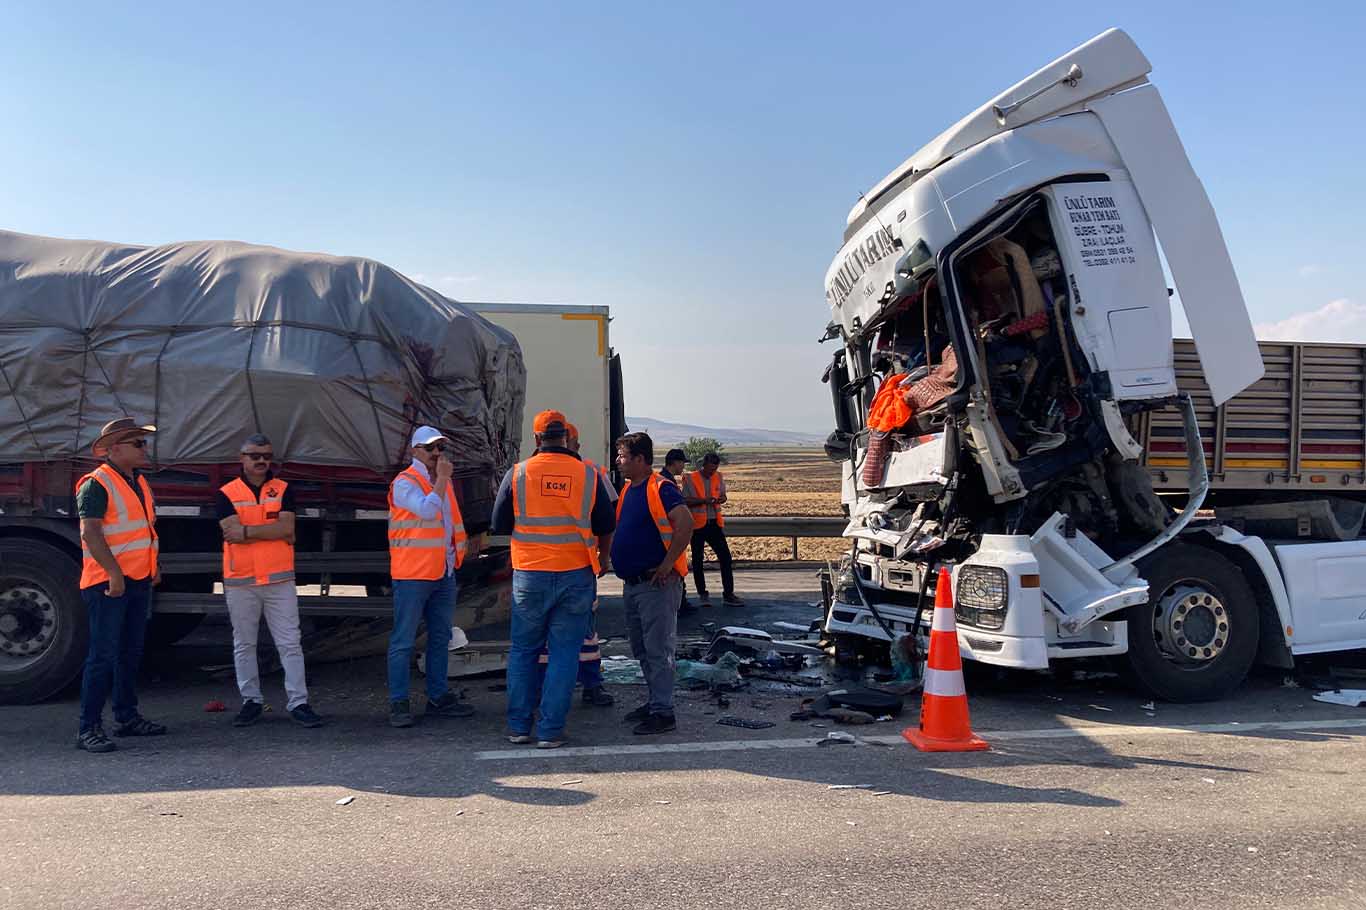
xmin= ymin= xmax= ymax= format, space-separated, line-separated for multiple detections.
xmin=685 ymin=446 xmax=849 ymax=562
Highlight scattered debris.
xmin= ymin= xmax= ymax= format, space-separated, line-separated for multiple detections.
xmin=1313 ymin=689 xmax=1366 ymax=707
xmin=1202 ymin=778 xmax=1216 ymax=784
xmin=1087 ymin=704 xmax=1113 ymax=712
xmin=1280 ymin=676 xmax=1301 ymax=689
xmin=335 ymin=796 xmax=355 ymax=806
xmin=826 ymin=784 xmax=875 ymax=790
xmin=872 ymin=791 xmax=892 ymax=797
xmin=600 ymin=658 xmax=644 ymax=684
xmin=846 ymin=821 xmax=857 ymax=826
xmin=1140 ymin=702 xmax=1156 ymax=711
xmin=676 ymin=652 xmax=744 ymax=688
xmin=772 ymin=621 xmax=815 ymax=633
xmin=560 ymin=779 xmax=584 ymax=786
xmin=817 ymin=731 xmax=858 ymax=746
xmin=1247 ymin=847 xmax=1259 ymax=854
xmin=717 ymin=715 xmax=776 ymax=730
xmin=653 ymin=800 xmax=671 ymax=805
xmin=204 ymin=700 xmax=226 ymax=713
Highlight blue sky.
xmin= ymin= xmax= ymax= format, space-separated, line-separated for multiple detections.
xmin=2 ymin=3 xmax=1362 ymax=433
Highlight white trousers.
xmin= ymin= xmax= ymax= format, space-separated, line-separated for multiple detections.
xmin=225 ymin=581 xmax=308 ymax=711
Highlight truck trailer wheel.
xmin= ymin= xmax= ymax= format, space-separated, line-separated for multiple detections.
xmin=0 ymin=538 xmax=87 ymax=705
xmin=1122 ymin=544 xmax=1259 ymax=703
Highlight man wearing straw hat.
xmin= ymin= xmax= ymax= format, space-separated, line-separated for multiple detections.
xmin=74 ymin=418 xmax=166 ymax=753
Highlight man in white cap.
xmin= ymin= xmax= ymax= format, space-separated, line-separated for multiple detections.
xmin=385 ymin=425 xmax=481 ymax=728
xmin=74 ymin=418 xmax=166 ymax=753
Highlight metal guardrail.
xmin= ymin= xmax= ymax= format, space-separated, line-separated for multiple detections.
xmin=723 ymin=516 xmax=846 ymax=560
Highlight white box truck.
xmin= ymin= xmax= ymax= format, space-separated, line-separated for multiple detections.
xmin=818 ymin=29 xmax=1366 ymax=701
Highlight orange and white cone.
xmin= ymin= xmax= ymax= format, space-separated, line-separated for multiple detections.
xmin=902 ymin=567 xmax=989 ymax=752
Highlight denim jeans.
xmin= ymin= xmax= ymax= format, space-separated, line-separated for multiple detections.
xmin=78 ymin=577 xmax=152 ymax=733
xmin=507 ymin=567 xmax=595 ymax=741
xmin=388 ymin=574 xmax=457 ymax=703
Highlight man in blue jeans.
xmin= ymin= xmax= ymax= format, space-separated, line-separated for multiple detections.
xmin=75 ymin=418 xmax=168 ymax=753
xmin=386 ymin=426 xmax=481 ymax=728
xmin=491 ymin=410 xmax=615 ymax=748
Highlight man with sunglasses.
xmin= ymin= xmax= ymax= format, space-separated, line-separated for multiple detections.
xmin=74 ymin=418 xmax=168 ymax=752
xmin=385 ymin=426 xmax=478 ymax=728
xmin=215 ymin=434 xmax=323 ymax=729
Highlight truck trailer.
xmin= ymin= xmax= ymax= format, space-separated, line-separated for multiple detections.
xmin=818 ymin=29 xmax=1366 ymax=701
xmin=0 ymin=231 xmax=527 ymax=705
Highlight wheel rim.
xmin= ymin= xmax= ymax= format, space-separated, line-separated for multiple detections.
xmin=1152 ymin=582 xmax=1230 ymax=667
xmin=0 ymin=583 xmax=60 ymax=672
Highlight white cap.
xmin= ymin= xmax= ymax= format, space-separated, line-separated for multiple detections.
xmin=410 ymin=425 xmax=449 ymax=447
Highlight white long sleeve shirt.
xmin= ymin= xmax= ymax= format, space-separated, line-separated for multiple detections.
xmin=392 ymin=460 xmax=458 ymax=576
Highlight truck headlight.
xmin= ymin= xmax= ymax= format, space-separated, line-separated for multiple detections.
xmin=955 ymin=565 xmax=1008 ymax=631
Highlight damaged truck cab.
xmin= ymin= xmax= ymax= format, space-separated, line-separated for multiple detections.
xmin=820 ymin=29 xmax=1366 ymax=701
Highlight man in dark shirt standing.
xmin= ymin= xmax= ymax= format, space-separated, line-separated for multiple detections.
xmin=659 ymin=448 xmax=694 ymax=611
xmin=612 ymin=432 xmax=693 ymax=735
xmin=214 ymin=433 xmax=322 ymax=729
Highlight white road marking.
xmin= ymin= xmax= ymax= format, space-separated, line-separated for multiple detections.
xmin=472 ymin=717 xmax=1366 ymax=761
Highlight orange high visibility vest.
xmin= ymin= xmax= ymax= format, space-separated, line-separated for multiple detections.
xmin=686 ymin=470 xmax=725 ymax=528
xmin=388 ymin=465 xmax=467 ymax=580
xmin=221 ymin=477 xmax=296 ymax=587
xmin=77 ymin=464 xmax=158 ymax=590
xmin=617 ymin=472 xmax=689 ymax=579
xmin=510 ymin=452 xmax=601 ymax=574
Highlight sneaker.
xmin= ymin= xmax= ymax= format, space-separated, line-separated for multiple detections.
xmin=426 ymin=692 xmax=475 ymax=718
xmin=623 ymin=704 xmax=651 ymax=724
xmin=633 ymin=713 xmax=677 ymax=735
xmin=233 ymin=701 xmax=264 ymax=728
xmin=290 ymin=704 xmax=324 ymax=728
xmin=722 ymin=593 xmax=745 ymax=606
xmin=389 ymin=699 xmax=414 ymax=728
xmin=536 ymin=738 xmax=565 ymax=750
xmin=697 ymin=590 xmax=711 ymax=604
xmin=507 ymin=733 xmax=534 ymax=745
xmin=75 ymin=727 xmax=117 ymax=753
xmin=582 ymin=687 xmax=615 ymax=707
xmin=112 ymin=715 xmax=167 ymax=737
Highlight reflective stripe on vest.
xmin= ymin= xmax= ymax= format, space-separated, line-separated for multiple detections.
xmin=686 ymin=470 xmax=725 ymax=527
xmin=78 ymin=464 xmax=159 ymax=589
xmin=221 ymin=477 xmax=296 ymax=587
xmin=616 ymin=473 xmax=689 ymax=579
xmin=388 ymin=465 xmax=468 ymax=581
xmin=510 ymin=453 xmax=600 ymax=574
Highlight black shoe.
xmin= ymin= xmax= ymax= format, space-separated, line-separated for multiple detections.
xmin=633 ymin=713 xmax=677 ymax=735
xmin=389 ymin=699 xmax=414 ymax=728
xmin=623 ymin=704 xmax=651 ymax=724
xmin=722 ymin=593 xmax=745 ymax=606
xmin=679 ymin=601 xmax=699 ymax=615
xmin=75 ymin=727 xmax=117 ymax=753
xmin=582 ymin=687 xmax=615 ymax=707
xmin=233 ymin=701 xmax=264 ymax=728
xmin=112 ymin=715 xmax=167 ymax=737
xmin=290 ymin=704 xmax=324 ymax=728
xmin=697 ymin=590 xmax=711 ymax=604
xmin=425 ymin=692 xmax=475 ymax=718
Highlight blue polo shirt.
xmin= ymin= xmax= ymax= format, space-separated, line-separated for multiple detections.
xmin=611 ymin=475 xmax=685 ymax=578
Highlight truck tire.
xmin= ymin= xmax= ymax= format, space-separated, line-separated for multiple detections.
xmin=1121 ymin=543 xmax=1259 ymax=703
xmin=0 ymin=538 xmax=88 ymax=705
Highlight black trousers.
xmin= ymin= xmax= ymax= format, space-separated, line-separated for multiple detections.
xmin=690 ymin=520 xmax=734 ymax=597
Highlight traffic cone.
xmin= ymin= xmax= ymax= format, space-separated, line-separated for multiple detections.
xmin=902 ymin=567 xmax=990 ymax=752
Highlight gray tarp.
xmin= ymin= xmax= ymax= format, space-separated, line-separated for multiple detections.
xmin=0 ymin=230 xmax=525 ymax=475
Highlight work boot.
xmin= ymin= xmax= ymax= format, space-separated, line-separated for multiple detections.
xmin=75 ymin=727 xmax=117 ymax=753
xmin=623 ymin=704 xmax=651 ymax=724
xmin=233 ymin=700 xmax=264 ymax=728
xmin=722 ymin=593 xmax=745 ymax=606
xmin=389 ymin=699 xmax=414 ymax=728
xmin=290 ymin=704 xmax=325 ymax=728
xmin=112 ymin=715 xmax=167 ymax=737
xmin=633 ymin=713 xmax=677 ymax=735
xmin=582 ymin=687 xmax=615 ymax=707
xmin=426 ymin=692 xmax=475 ymax=718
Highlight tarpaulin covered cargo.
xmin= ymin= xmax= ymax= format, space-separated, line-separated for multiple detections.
xmin=0 ymin=230 xmax=525 ymax=474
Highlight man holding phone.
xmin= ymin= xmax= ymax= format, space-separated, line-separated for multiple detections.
xmin=386 ymin=426 xmax=479 ymax=728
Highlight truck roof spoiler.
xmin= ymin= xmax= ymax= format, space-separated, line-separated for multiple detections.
xmin=846 ymin=28 xmax=1152 ymax=227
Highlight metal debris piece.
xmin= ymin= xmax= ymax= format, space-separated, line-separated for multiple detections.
xmin=335 ymin=796 xmax=355 ymax=806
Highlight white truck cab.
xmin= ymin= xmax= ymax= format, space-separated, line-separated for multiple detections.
xmin=819 ymin=29 xmax=1366 ymax=701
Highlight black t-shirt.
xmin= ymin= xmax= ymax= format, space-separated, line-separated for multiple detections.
xmin=214 ymin=472 xmax=297 ymax=521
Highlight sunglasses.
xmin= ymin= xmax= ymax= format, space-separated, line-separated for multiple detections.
xmin=419 ymin=443 xmax=447 ymax=453
xmin=118 ymin=438 xmax=149 ymax=449
xmin=242 ymin=452 xmax=274 ymax=462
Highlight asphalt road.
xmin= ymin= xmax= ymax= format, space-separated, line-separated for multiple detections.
xmin=3 ymin=569 xmax=1364 ymax=909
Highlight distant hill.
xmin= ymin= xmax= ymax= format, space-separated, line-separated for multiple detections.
xmin=627 ymin=416 xmax=825 ymax=447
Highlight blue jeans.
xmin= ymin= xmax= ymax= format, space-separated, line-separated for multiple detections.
xmin=388 ymin=574 xmax=457 ymax=703
xmin=507 ymin=567 xmax=595 ymax=740
xmin=78 ymin=577 xmax=152 ymax=733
